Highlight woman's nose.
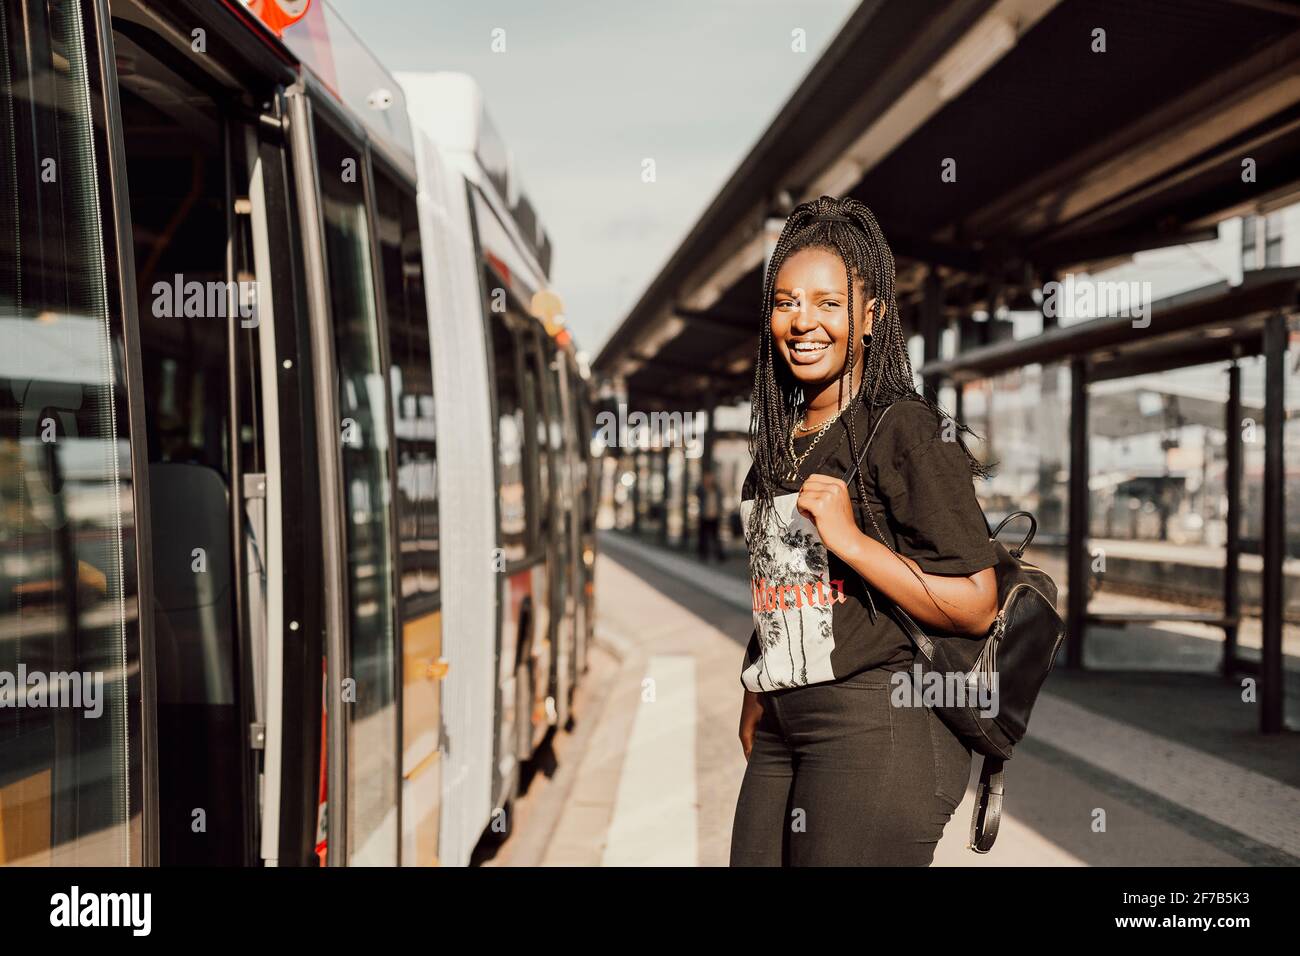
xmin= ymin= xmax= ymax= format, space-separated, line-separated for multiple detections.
xmin=791 ymin=307 xmax=819 ymax=331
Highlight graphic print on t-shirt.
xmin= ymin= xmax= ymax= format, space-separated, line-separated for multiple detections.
xmin=740 ymin=490 xmax=848 ymax=691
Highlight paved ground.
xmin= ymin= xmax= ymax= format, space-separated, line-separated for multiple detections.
xmin=493 ymin=530 xmax=1300 ymax=867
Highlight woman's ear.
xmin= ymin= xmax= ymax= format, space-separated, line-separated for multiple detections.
xmin=862 ymin=296 xmax=877 ymax=336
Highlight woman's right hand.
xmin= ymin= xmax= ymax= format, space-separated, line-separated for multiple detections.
xmin=739 ymin=689 xmax=764 ymax=761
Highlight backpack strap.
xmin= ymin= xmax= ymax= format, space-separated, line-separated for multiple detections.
xmin=837 ymin=402 xmax=899 ymax=625
xmin=968 ymin=757 xmax=1005 ymax=853
xmin=843 ymin=401 xmax=897 ymax=490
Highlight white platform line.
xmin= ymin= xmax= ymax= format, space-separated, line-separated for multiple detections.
xmin=601 ymin=654 xmax=699 ymax=867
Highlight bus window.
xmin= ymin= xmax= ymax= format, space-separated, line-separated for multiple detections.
xmin=490 ymin=314 xmax=529 ymax=562
xmin=565 ymin=363 xmax=589 ymax=525
xmin=543 ymin=347 xmax=568 ymax=513
xmin=313 ymin=116 xmax=398 ymax=866
xmin=374 ymin=167 xmax=441 ymax=865
xmin=374 ymin=172 xmax=439 ymax=612
xmin=0 ymin=0 xmax=142 ymax=866
xmin=521 ymin=329 xmax=551 ymax=539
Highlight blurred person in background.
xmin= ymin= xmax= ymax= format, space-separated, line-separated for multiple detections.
xmin=697 ymin=466 xmax=725 ymax=563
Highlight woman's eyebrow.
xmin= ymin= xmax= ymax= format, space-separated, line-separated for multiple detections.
xmin=774 ymin=287 xmax=846 ymax=295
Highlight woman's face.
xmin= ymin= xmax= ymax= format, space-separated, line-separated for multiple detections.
xmin=770 ymin=246 xmax=874 ymax=389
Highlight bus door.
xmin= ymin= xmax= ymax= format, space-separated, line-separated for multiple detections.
xmin=558 ymin=356 xmax=589 ymax=692
xmin=287 ymin=88 xmax=402 ymax=866
xmin=106 ymin=1 xmax=318 ymax=865
xmin=239 ymin=97 xmax=326 ymax=869
xmin=579 ymin=381 xmax=598 ymax=676
xmin=517 ymin=321 xmax=554 ymax=751
xmin=543 ymin=344 xmax=577 ymax=726
xmin=484 ymin=295 xmax=536 ymax=799
xmin=372 ymin=160 xmax=444 ymax=867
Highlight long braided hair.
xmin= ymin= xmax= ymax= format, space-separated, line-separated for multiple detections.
xmin=746 ymin=196 xmax=992 ymax=612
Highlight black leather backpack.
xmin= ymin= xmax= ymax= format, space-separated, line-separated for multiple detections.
xmin=844 ymin=403 xmax=1067 ymax=853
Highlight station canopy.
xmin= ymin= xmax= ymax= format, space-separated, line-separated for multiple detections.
xmin=593 ymin=0 xmax=1300 ymax=413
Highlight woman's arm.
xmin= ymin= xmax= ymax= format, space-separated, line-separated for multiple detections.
xmin=796 ymin=473 xmax=998 ymax=636
xmin=738 ymin=626 xmax=763 ymax=759
xmin=738 ymin=689 xmax=763 ymax=760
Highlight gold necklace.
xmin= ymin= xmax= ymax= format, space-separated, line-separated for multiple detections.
xmin=785 ymin=411 xmax=839 ymax=481
xmin=793 ymin=404 xmax=844 ymax=433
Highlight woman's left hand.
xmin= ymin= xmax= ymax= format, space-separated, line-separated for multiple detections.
xmin=796 ymin=473 xmax=865 ymax=559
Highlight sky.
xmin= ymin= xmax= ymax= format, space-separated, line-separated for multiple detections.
xmin=329 ymin=0 xmax=860 ymax=357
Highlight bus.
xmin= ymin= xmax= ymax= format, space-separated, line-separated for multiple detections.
xmin=0 ymin=0 xmax=595 ymax=867
xmin=398 ymin=69 xmax=596 ymax=864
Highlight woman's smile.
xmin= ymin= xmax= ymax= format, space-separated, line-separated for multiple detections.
xmin=787 ymin=337 xmax=832 ymax=364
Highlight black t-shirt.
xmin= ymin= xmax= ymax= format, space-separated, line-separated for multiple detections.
xmin=739 ymin=396 xmax=997 ymax=692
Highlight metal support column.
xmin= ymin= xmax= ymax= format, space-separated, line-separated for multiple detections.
xmin=692 ymin=397 xmax=718 ymax=554
xmin=1261 ymin=313 xmax=1286 ymax=732
xmin=631 ymin=450 xmax=642 ymax=533
xmin=920 ymin=268 xmax=943 ymax=401
xmin=678 ymin=447 xmax=691 ymax=551
xmin=702 ymin=393 xmax=717 ymax=474
xmin=657 ymin=447 xmax=670 ymax=546
xmin=1066 ymin=356 xmax=1089 ymax=669
xmin=1223 ymin=357 xmax=1242 ymax=677
xmin=1038 ymin=269 xmax=1062 ymax=534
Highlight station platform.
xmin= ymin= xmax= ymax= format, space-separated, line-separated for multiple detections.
xmin=539 ymin=530 xmax=1300 ymax=867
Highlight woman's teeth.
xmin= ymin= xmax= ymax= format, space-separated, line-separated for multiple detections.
xmin=792 ymin=341 xmax=829 ymax=353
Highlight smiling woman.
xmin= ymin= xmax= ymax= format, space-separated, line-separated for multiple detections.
xmin=730 ymin=195 xmax=1000 ymax=868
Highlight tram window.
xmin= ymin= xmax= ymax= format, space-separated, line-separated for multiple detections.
xmin=490 ymin=313 xmax=528 ymax=562
xmin=578 ymin=387 xmax=596 ymax=526
xmin=0 ymin=0 xmax=142 ymax=866
xmin=115 ymin=23 xmax=247 ymax=865
xmin=543 ymin=349 xmax=566 ymax=490
xmin=374 ymin=170 xmax=439 ymax=614
xmin=566 ymin=368 xmax=588 ymax=523
xmin=313 ymin=116 xmax=398 ymax=866
xmin=521 ymin=332 xmax=551 ymax=537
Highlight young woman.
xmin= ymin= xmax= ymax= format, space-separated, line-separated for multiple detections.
xmin=729 ymin=195 xmax=1000 ymax=867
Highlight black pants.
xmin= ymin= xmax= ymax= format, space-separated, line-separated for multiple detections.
xmin=697 ymin=516 xmax=723 ymax=562
xmin=730 ymin=668 xmax=972 ymax=866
